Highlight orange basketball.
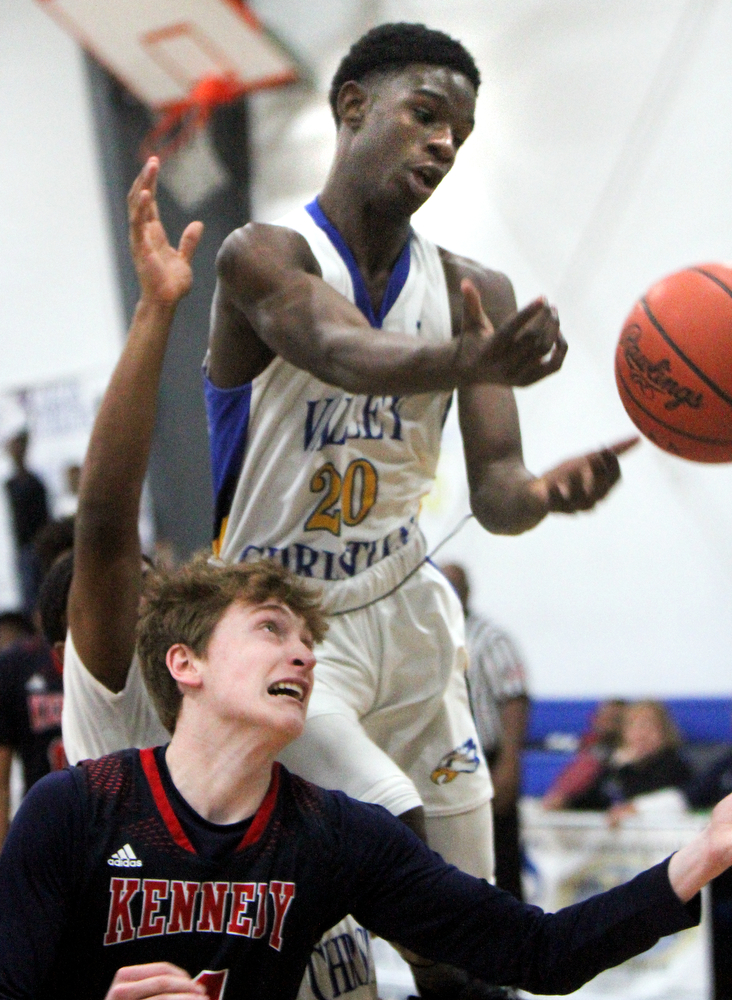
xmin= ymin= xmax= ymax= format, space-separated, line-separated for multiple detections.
xmin=615 ymin=263 xmax=732 ymax=462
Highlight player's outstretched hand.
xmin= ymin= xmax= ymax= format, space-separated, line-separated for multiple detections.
xmin=128 ymin=157 xmax=204 ymax=306
xmin=460 ymin=279 xmax=567 ymax=387
xmin=529 ymin=437 xmax=639 ymax=514
xmin=669 ymin=791 xmax=732 ymax=903
xmin=104 ymin=962 xmax=207 ymax=1000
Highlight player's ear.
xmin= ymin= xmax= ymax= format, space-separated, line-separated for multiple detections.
xmin=166 ymin=643 xmax=203 ymax=690
xmin=336 ymin=81 xmax=368 ymax=129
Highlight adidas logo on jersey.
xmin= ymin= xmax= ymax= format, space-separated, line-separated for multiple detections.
xmin=108 ymin=844 xmax=142 ymax=868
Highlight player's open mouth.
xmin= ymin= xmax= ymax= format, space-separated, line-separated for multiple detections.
xmin=268 ymin=681 xmax=307 ymax=702
xmin=412 ymin=165 xmax=442 ymax=191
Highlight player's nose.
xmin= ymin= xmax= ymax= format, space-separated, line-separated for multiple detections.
xmin=427 ymin=125 xmax=457 ymax=165
xmin=290 ymin=640 xmax=316 ymax=671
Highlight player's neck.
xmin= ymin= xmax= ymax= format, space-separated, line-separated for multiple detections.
xmin=318 ymin=178 xmax=412 ymax=281
xmin=165 ymin=716 xmax=277 ymax=825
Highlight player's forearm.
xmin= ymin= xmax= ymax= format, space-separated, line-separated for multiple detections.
xmin=291 ymin=323 xmax=476 ymax=395
xmin=76 ymin=297 xmax=175 ymax=556
xmin=251 ymin=289 xmax=482 ymax=396
xmin=468 ymin=458 xmax=548 ymax=535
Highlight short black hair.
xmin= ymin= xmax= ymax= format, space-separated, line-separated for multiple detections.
xmin=34 ymin=516 xmax=74 ymax=580
xmin=37 ymin=550 xmax=74 ymax=646
xmin=329 ymin=22 xmax=480 ymax=122
xmin=0 ymin=611 xmax=35 ymax=640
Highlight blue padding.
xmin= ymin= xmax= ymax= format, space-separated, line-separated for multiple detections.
xmin=527 ymin=698 xmax=732 ymax=745
xmin=527 ymin=701 xmax=598 ymax=744
xmin=665 ymin=699 xmax=732 ymax=742
xmin=521 ymin=750 xmax=574 ymax=798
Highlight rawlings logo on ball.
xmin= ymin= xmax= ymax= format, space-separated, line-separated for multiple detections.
xmin=621 ymin=326 xmax=703 ymax=411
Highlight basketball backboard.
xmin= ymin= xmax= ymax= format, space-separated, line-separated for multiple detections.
xmin=35 ymin=0 xmax=298 ymax=109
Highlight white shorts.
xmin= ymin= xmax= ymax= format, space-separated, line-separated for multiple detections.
xmin=278 ymin=560 xmax=493 ymax=819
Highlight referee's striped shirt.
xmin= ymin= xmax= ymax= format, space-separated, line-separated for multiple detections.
xmin=464 ymin=611 xmax=528 ymax=756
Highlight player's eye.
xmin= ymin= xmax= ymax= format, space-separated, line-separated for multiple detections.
xmin=414 ymin=105 xmax=434 ymax=124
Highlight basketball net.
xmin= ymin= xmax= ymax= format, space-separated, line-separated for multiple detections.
xmin=35 ymin=0 xmax=299 ymax=164
xmin=140 ymin=73 xmax=246 ymax=162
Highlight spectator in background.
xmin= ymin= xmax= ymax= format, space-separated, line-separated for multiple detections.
xmin=0 ymin=563 xmax=69 ymax=848
xmin=565 ymin=700 xmax=690 ymax=824
xmin=4 ymin=429 xmax=50 ymax=615
xmin=441 ymin=563 xmax=529 ymax=901
xmin=54 ymin=464 xmax=81 ymax=519
xmin=687 ymin=751 xmax=732 ymax=811
xmin=0 ymin=611 xmax=35 ymax=654
xmin=543 ymin=699 xmax=626 ymax=810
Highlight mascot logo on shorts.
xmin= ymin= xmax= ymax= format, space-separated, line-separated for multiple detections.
xmin=430 ymin=738 xmax=480 ymax=785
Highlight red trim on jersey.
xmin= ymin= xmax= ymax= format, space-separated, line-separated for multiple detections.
xmin=238 ymin=763 xmax=280 ymax=850
xmin=140 ymin=747 xmax=196 ymax=853
xmin=50 ymin=645 xmax=64 ymax=677
xmin=139 ymin=750 xmax=280 ymax=854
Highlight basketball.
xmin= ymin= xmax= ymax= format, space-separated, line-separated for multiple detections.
xmin=615 ymin=263 xmax=732 ymax=462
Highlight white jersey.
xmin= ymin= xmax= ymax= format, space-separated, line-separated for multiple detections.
xmin=205 ymin=200 xmax=453 ymax=611
xmin=61 ymin=631 xmax=168 ymax=765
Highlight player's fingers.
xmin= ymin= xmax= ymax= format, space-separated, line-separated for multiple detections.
xmin=126 ymin=160 xmax=151 ymax=209
xmin=109 ymin=990 xmax=206 ymax=1000
xmin=610 ymin=435 xmax=641 ymax=456
xmin=127 ymin=158 xmax=157 ymax=215
xmin=460 ymin=278 xmax=493 ymax=334
xmin=580 ymin=450 xmax=621 ymax=503
xmin=178 ymin=220 xmax=205 ymax=262
xmin=520 ymin=328 xmax=567 ymax=379
xmin=497 ymin=298 xmax=546 ymax=340
xmin=107 ymin=975 xmax=206 ymax=1000
xmin=513 ymin=301 xmax=558 ymax=342
xmin=508 ymin=332 xmax=568 ymax=386
xmin=112 ymin=963 xmax=190 ymax=980
xmin=146 ymin=156 xmax=160 ymax=203
xmin=497 ymin=308 xmax=561 ymax=376
xmin=546 ymin=479 xmax=575 ymax=512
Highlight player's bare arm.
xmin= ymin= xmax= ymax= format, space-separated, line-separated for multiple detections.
xmin=670 ymin=791 xmax=732 ymax=902
xmin=443 ymin=252 xmax=638 ymax=533
xmin=208 ymin=221 xmax=570 ymax=396
xmin=68 ymin=158 xmax=203 ymax=692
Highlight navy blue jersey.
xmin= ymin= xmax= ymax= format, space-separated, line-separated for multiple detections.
xmin=0 ymin=638 xmax=65 ymax=790
xmin=0 ymin=748 xmax=699 ymax=1000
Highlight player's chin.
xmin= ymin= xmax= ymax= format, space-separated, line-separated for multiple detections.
xmin=272 ymin=704 xmax=307 ymax=741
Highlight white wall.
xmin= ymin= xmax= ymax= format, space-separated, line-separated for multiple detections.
xmin=3 ymin=0 xmax=732 ymax=697
xmin=0 ymin=0 xmax=123 ymax=605
xmin=0 ymin=1 xmax=123 ymax=390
